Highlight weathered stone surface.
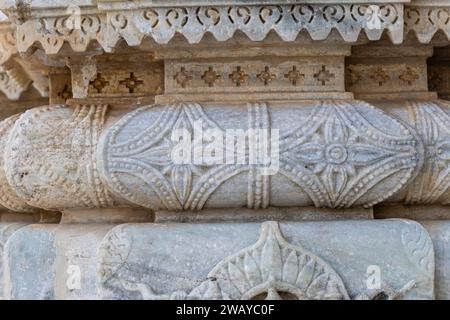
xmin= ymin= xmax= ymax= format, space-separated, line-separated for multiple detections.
xmin=3 ymin=224 xmax=58 ymax=299
xmin=99 ymin=100 xmax=421 ymax=211
xmin=405 ymin=1 xmax=450 ymax=44
xmin=375 ymin=99 xmax=450 ymax=205
xmin=98 ymin=220 xmax=434 ymax=300
xmin=154 ymin=207 xmax=373 ymax=223
xmin=4 ymin=104 xmax=120 ymax=211
xmin=0 ymin=1 xmax=406 ymax=55
xmin=0 ymin=115 xmax=36 ymax=212
xmin=2 ymin=0 xmax=450 ymax=302
xmin=0 ymin=222 xmax=27 ymax=299
xmin=3 ymin=223 xmax=116 ymax=300
xmin=421 ymin=220 xmax=450 ymax=300
xmin=0 ymin=19 xmax=15 ymax=65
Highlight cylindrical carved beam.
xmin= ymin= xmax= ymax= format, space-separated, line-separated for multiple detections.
xmin=3 ymin=99 xmax=450 ymax=212
xmin=3 ymin=104 xmax=125 ymax=211
xmin=98 ymin=100 xmax=421 ymax=211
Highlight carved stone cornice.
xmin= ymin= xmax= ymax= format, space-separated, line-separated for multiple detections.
xmin=1 ymin=1 xmax=449 ymax=56
xmin=405 ymin=0 xmax=450 ymax=44
xmin=3 ymin=98 xmax=450 ymax=213
xmin=0 ymin=0 xmax=408 ymax=55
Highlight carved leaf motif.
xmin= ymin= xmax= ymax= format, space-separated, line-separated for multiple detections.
xmin=296 ymin=258 xmax=316 ymax=292
xmin=260 ymin=228 xmax=283 ymax=282
xmin=114 ymin=222 xmax=349 ymax=300
xmin=294 ymin=143 xmax=323 ymax=162
xmin=170 ymin=165 xmax=192 ymax=204
xmin=306 ymin=272 xmax=328 ymax=299
xmin=325 ymin=165 xmax=348 ymax=201
xmin=348 ymin=144 xmax=392 ymax=166
xmin=282 ymin=251 xmax=299 ymax=284
xmin=201 ymin=222 xmax=349 ymax=300
xmin=325 ymin=112 xmax=348 ymax=144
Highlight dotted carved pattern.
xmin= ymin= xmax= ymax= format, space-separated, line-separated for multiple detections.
xmin=405 ymin=100 xmax=450 ymax=205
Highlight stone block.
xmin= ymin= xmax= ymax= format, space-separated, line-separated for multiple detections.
xmin=421 ymin=220 xmax=450 ymax=300
xmin=3 ymin=223 xmax=116 ymax=299
xmin=98 ymin=220 xmax=434 ymax=300
xmin=0 ymin=222 xmax=28 ymax=299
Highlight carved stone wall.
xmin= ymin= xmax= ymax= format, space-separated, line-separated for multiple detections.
xmin=0 ymin=0 xmax=450 ymax=300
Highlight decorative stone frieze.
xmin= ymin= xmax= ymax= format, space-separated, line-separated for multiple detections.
xmin=0 ymin=1 xmax=406 ymax=55
xmin=66 ymin=53 xmax=164 ymax=102
xmin=5 ymin=99 xmax=450 ymax=212
xmin=103 ymin=1 xmax=405 ymax=48
xmin=163 ymin=56 xmax=346 ymax=102
xmin=99 ymin=100 xmax=420 ymax=211
xmin=2 ymin=0 xmax=450 ymax=302
xmin=98 ymin=220 xmax=434 ymax=300
xmin=369 ymin=100 xmax=450 ymax=206
xmin=0 ymin=62 xmax=31 ymax=100
xmin=347 ymin=43 xmax=436 ymax=100
xmin=405 ymin=0 xmax=450 ymax=43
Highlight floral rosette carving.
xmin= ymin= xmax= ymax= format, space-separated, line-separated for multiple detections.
xmin=99 ymin=101 xmax=421 ymax=211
